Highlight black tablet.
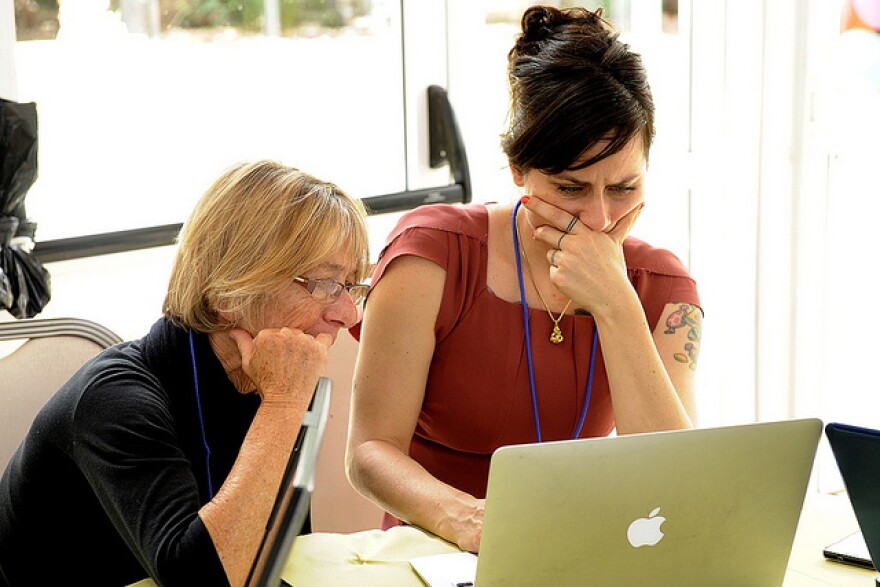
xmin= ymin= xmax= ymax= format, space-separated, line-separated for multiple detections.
xmin=824 ymin=422 xmax=880 ymax=571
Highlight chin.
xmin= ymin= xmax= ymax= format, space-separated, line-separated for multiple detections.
xmin=308 ymin=329 xmax=339 ymax=344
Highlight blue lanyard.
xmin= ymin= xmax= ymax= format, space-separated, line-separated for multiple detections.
xmin=512 ymin=201 xmax=599 ymax=443
xmin=189 ymin=329 xmax=215 ymax=499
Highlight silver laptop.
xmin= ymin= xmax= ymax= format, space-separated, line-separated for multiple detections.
xmin=245 ymin=377 xmax=332 ymax=587
xmin=414 ymin=418 xmax=822 ymax=587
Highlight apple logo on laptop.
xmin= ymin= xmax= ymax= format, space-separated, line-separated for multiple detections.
xmin=626 ymin=507 xmax=666 ymax=547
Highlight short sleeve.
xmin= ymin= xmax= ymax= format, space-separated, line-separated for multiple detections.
xmin=353 ymin=204 xmax=490 ymax=343
xmin=624 ymin=237 xmax=701 ymax=330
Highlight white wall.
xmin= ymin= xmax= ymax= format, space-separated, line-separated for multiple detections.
xmin=687 ymin=0 xmax=845 ymax=430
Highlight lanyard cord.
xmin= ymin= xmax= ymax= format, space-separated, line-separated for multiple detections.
xmin=512 ymin=200 xmax=599 ymax=442
xmin=189 ymin=329 xmax=214 ymax=499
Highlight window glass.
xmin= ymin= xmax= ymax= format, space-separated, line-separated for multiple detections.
xmin=14 ymin=0 xmax=405 ymax=240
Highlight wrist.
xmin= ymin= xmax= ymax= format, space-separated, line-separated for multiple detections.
xmin=590 ymin=288 xmax=644 ymax=330
xmin=433 ymin=490 xmax=481 ymax=540
xmin=257 ymin=393 xmax=312 ymax=419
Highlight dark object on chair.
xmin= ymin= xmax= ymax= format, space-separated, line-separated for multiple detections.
xmin=0 ymin=98 xmax=51 ymax=318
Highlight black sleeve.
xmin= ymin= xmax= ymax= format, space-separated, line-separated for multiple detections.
xmin=72 ymin=373 xmax=230 ymax=587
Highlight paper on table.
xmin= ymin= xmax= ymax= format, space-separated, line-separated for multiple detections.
xmin=410 ymin=551 xmax=478 ymax=587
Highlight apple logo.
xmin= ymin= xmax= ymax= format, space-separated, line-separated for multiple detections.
xmin=626 ymin=507 xmax=666 ymax=547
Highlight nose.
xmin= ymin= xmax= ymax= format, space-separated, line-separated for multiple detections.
xmin=577 ymin=195 xmax=613 ymax=232
xmin=324 ymin=290 xmax=359 ymax=330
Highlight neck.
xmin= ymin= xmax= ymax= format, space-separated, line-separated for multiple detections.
xmin=208 ymin=331 xmax=254 ymax=394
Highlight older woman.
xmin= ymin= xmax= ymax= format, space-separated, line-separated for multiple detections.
xmin=0 ymin=161 xmax=370 ymax=586
xmin=347 ymin=6 xmax=702 ymax=554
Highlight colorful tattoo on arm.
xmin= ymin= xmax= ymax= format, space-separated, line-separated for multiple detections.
xmin=663 ymin=303 xmax=702 ymax=370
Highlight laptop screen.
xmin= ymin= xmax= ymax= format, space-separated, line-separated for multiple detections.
xmin=245 ymin=377 xmax=332 ymax=587
xmin=826 ymin=422 xmax=880 ymax=570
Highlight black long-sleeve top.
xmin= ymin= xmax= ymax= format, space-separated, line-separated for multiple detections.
xmin=0 ymin=318 xmax=260 ymax=586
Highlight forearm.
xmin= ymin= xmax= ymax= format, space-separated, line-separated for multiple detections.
xmin=347 ymin=439 xmax=482 ymax=549
xmin=594 ymin=294 xmax=692 ymax=434
xmin=199 ymin=399 xmax=308 ymax=586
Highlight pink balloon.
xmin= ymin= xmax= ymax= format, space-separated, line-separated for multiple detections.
xmin=852 ymin=0 xmax=880 ymax=31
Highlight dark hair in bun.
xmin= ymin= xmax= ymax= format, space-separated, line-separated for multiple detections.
xmin=518 ymin=4 xmax=566 ymax=45
xmin=502 ymin=5 xmax=655 ymax=174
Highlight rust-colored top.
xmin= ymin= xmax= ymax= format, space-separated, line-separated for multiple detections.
xmin=358 ymin=204 xmax=700 ymax=526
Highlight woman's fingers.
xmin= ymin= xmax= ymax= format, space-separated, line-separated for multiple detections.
xmin=240 ymin=328 xmax=329 ymax=402
xmin=608 ymin=202 xmax=645 ymax=243
xmin=521 ymin=195 xmax=579 ymax=236
xmin=527 ymin=199 xmax=645 ymax=252
xmin=229 ymin=328 xmax=255 ymax=372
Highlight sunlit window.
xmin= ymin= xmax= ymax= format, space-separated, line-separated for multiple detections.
xmin=14 ymin=0 xmax=405 ymax=240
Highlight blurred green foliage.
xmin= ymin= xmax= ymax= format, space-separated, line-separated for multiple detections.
xmin=14 ymin=0 xmax=59 ymax=41
xmin=14 ymin=0 xmax=373 ymax=40
xmin=165 ymin=0 xmax=371 ymax=33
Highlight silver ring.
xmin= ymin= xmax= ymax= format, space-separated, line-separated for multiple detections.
xmin=550 ymin=249 xmax=558 ymax=266
xmin=556 ymin=233 xmax=567 ymax=249
xmin=565 ymin=217 xmax=578 ymax=233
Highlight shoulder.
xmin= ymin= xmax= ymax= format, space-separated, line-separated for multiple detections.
xmin=28 ymin=342 xmax=167 ymax=449
xmin=68 ymin=343 xmax=169 ymax=424
xmin=375 ymin=203 xmax=489 ymax=273
xmin=391 ymin=203 xmax=489 ymax=242
xmin=623 ymin=236 xmax=692 ymax=279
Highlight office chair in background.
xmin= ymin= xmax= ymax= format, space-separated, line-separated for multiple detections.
xmin=0 ymin=317 xmax=122 ymax=470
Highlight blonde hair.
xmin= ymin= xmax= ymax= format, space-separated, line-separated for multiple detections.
xmin=163 ymin=161 xmax=370 ymax=332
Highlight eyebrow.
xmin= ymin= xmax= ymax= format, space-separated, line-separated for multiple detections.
xmin=315 ymin=263 xmax=357 ymax=282
xmin=556 ymin=172 xmax=643 ymax=186
xmin=318 ymin=263 xmax=347 ymax=272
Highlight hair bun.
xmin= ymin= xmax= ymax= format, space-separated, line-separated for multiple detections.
xmin=520 ymin=5 xmax=562 ymax=43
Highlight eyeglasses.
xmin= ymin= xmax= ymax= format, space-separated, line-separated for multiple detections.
xmin=293 ymin=276 xmax=370 ymax=305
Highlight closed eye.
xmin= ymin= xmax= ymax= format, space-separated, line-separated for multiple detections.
xmin=608 ymin=185 xmax=639 ymax=196
xmin=556 ymin=184 xmax=585 ymax=195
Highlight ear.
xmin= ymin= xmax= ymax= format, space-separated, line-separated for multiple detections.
xmin=510 ymin=165 xmax=525 ymax=187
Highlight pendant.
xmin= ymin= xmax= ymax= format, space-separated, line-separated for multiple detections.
xmin=550 ymin=323 xmax=564 ymax=344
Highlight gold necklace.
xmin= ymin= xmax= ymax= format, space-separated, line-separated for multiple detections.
xmin=515 ymin=211 xmax=572 ymax=344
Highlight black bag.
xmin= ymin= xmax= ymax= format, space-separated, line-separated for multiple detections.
xmin=0 ymin=98 xmax=51 ymax=318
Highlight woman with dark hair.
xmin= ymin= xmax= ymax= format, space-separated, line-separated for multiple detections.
xmin=346 ymin=5 xmax=702 ymax=553
xmin=0 ymin=161 xmax=370 ymax=586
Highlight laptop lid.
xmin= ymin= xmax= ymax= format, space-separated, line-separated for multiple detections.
xmin=245 ymin=376 xmax=332 ymax=587
xmin=825 ymin=422 xmax=880 ymax=569
xmin=474 ymin=418 xmax=822 ymax=587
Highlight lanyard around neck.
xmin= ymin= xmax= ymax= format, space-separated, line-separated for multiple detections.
xmin=512 ymin=200 xmax=599 ymax=442
xmin=189 ymin=329 xmax=215 ymax=499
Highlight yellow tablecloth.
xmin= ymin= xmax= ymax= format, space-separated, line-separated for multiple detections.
xmin=129 ymin=495 xmax=880 ymax=586
xmin=283 ymin=526 xmax=459 ymax=586
xmin=129 ymin=525 xmax=457 ymax=587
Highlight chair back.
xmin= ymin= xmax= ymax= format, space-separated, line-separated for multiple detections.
xmin=0 ymin=317 xmax=123 ymax=470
